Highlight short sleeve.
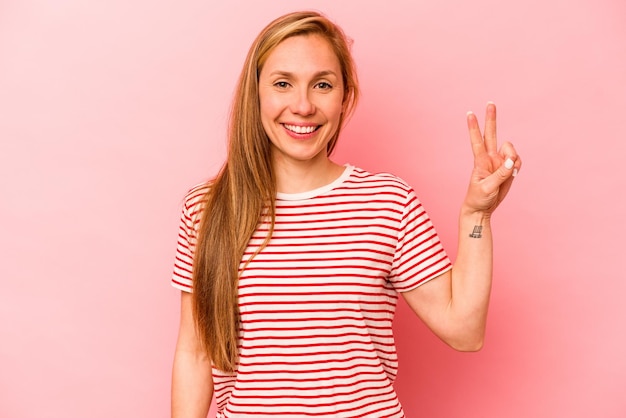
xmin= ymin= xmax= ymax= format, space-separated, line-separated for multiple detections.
xmin=171 ymin=184 xmax=208 ymax=293
xmin=388 ymin=188 xmax=452 ymax=292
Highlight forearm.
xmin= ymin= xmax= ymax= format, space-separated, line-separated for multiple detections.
xmin=171 ymin=349 xmax=214 ymax=418
xmin=447 ymin=206 xmax=494 ymax=349
xmin=403 ymin=102 xmax=519 ymax=351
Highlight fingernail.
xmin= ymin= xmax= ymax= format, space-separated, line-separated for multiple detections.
xmin=513 ymin=168 xmax=518 ymax=177
xmin=505 ymin=158 xmax=514 ymax=170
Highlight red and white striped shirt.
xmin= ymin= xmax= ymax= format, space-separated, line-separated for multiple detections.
xmin=172 ymin=165 xmax=452 ymax=417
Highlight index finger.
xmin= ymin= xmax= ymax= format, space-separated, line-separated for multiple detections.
xmin=484 ymin=102 xmax=498 ymax=155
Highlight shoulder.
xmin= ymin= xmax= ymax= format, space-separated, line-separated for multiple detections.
xmin=346 ymin=166 xmax=414 ymax=196
xmin=179 ymin=182 xmax=211 ymax=228
xmin=183 ymin=182 xmax=210 ymax=209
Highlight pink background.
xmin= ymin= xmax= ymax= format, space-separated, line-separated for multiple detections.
xmin=1 ymin=0 xmax=625 ymax=417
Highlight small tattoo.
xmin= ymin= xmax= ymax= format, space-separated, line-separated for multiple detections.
xmin=469 ymin=225 xmax=483 ymax=238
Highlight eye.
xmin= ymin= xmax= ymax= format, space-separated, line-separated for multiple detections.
xmin=274 ymin=81 xmax=290 ymax=89
xmin=316 ymin=82 xmax=333 ymax=90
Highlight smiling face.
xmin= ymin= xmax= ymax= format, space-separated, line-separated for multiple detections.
xmin=258 ymin=34 xmax=345 ymax=171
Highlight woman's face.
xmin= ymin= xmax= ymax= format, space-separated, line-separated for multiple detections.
xmin=258 ymin=34 xmax=344 ymax=170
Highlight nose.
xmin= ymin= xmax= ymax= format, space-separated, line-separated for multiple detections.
xmin=290 ymin=88 xmax=316 ymax=116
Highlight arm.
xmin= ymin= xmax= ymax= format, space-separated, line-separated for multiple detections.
xmin=403 ymin=102 xmax=521 ymax=351
xmin=172 ymin=291 xmax=214 ymax=417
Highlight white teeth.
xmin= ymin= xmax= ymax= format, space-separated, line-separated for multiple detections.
xmin=284 ymin=124 xmax=317 ymax=134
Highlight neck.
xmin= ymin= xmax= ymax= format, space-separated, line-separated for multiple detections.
xmin=272 ymin=155 xmax=345 ymax=194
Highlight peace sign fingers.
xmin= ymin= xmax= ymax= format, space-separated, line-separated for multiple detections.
xmin=464 ymin=102 xmax=521 ymax=214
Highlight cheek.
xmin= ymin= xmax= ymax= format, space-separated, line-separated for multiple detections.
xmin=328 ymin=100 xmax=344 ymax=122
xmin=259 ymin=95 xmax=279 ymax=136
xmin=259 ymin=92 xmax=282 ymax=119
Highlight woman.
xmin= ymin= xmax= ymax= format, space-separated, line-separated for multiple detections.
xmin=171 ymin=10 xmax=521 ymax=418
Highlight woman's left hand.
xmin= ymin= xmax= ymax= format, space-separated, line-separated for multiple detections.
xmin=463 ymin=102 xmax=521 ymax=215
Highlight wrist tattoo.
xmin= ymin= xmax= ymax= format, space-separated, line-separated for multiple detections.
xmin=469 ymin=225 xmax=483 ymax=238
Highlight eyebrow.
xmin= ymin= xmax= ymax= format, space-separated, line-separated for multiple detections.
xmin=267 ymin=70 xmax=339 ymax=78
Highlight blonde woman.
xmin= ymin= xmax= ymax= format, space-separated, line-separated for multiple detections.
xmin=171 ymin=10 xmax=521 ymax=418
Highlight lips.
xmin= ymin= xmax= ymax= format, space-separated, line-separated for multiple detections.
xmin=282 ymin=124 xmax=320 ymax=134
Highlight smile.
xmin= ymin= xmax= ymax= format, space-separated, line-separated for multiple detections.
xmin=283 ymin=124 xmax=320 ymax=134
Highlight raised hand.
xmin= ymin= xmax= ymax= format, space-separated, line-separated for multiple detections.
xmin=463 ymin=102 xmax=521 ymax=216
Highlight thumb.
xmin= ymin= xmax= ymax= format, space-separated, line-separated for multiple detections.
xmin=482 ymin=157 xmax=516 ymax=191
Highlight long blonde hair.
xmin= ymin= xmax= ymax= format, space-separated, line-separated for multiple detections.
xmin=192 ymin=10 xmax=360 ymax=372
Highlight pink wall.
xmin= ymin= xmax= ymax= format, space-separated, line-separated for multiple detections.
xmin=1 ymin=0 xmax=624 ymax=417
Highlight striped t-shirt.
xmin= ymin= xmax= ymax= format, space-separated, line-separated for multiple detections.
xmin=172 ymin=165 xmax=452 ymax=417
